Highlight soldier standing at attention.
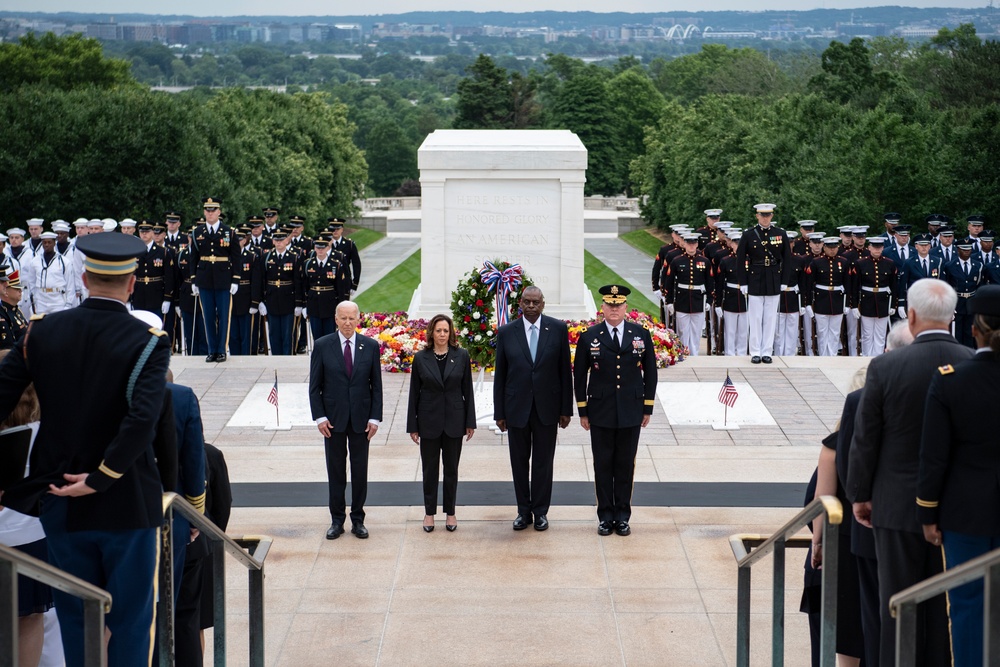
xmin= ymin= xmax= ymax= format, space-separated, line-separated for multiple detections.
xmin=24 ymin=231 xmax=77 ymax=315
xmin=131 ymin=222 xmax=174 ymax=322
xmin=574 ymin=285 xmax=657 ymax=537
xmin=286 ymin=216 xmax=313 ymax=354
xmin=251 ymin=228 xmax=303 ymax=355
xmin=328 ymin=218 xmax=362 ymax=300
xmin=163 ymin=211 xmax=187 ymax=254
xmin=804 ymin=237 xmax=850 ymax=357
xmin=849 ymin=237 xmax=899 ymax=357
xmin=942 ymin=237 xmax=985 ymax=348
xmin=229 ymin=225 xmax=257 ymax=356
xmin=774 ymin=231 xmax=808 ymax=357
xmin=301 ymin=236 xmax=343 ymax=341
xmin=716 ymin=231 xmax=749 ymax=356
xmin=189 ymin=197 xmax=241 ymax=363
xmin=735 ymin=203 xmax=792 ymax=363
xmin=662 ymin=233 xmax=714 ymax=356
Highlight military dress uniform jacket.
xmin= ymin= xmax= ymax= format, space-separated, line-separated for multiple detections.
xmin=175 ymin=247 xmax=197 ymax=314
xmin=330 ymin=238 xmax=362 ymax=291
xmin=252 ymin=250 xmax=303 ymax=316
xmin=917 ymin=353 xmax=1000 ymax=534
xmin=0 ymin=300 xmax=27 ymax=347
xmin=716 ymin=254 xmax=748 ymax=313
xmin=232 ymin=247 xmax=257 ymax=316
xmin=804 ymin=255 xmax=849 ymax=314
xmin=900 ymin=254 xmax=944 ymax=296
xmin=573 ymin=322 xmax=657 ymax=429
xmin=735 ymin=225 xmax=793 ymax=296
xmin=301 ymin=254 xmax=345 ymax=320
xmin=662 ymin=253 xmax=714 ymax=313
xmin=851 ymin=256 xmax=898 ymax=317
xmin=131 ymin=243 xmax=175 ymax=312
xmin=290 ymin=234 xmax=314 ymax=257
xmin=942 ymin=259 xmax=984 ymax=314
xmin=163 ymin=232 xmax=189 ymax=255
xmin=246 ymin=234 xmax=272 ymax=254
xmin=189 ymin=223 xmax=242 ymax=291
xmin=0 ymin=299 xmax=171 ymax=530
xmin=778 ymin=255 xmax=809 ymax=314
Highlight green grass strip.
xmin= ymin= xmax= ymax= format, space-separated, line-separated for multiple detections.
xmin=346 ymin=227 xmax=384 ymax=251
xmin=584 ymin=250 xmax=659 ymax=319
xmin=356 ymin=249 xmax=421 ymax=314
xmin=620 ymin=228 xmax=666 ymax=259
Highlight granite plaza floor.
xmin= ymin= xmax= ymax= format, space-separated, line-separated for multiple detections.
xmin=171 ymin=353 xmax=868 ymax=667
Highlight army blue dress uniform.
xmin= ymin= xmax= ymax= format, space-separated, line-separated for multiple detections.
xmin=251 ymin=230 xmax=304 ymax=355
xmin=573 ymin=285 xmax=657 ymax=536
xmin=916 ymin=285 xmax=1000 ymax=667
xmin=189 ymin=197 xmax=242 ymax=362
xmin=287 ymin=215 xmax=313 ymax=353
xmin=941 ymin=239 xmax=984 ymax=348
xmin=0 ymin=233 xmax=171 ymax=667
xmin=175 ymin=239 xmax=207 ymax=356
xmin=229 ymin=225 xmax=257 ymax=356
xmin=328 ymin=218 xmax=362 ymax=297
xmin=131 ymin=223 xmax=176 ymax=317
xmin=301 ymin=238 xmax=345 ymax=341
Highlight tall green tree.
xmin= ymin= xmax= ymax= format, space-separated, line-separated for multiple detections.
xmin=453 ymin=54 xmax=514 ymax=129
xmin=364 ymin=120 xmax=417 ymax=196
xmin=0 ymin=32 xmax=134 ymax=92
xmin=607 ymin=68 xmax=666 ymax=195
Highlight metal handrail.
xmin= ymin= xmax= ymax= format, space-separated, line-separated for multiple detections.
xmin=159 ymin=492 xmax=272 ymax=667
xmin=1 ymin=541 xmax=112 ymax=666
xmin=890 ymin=543 xmax=1000 ymax=666
xmin=730 ymin=495 xmax=843 ymax=667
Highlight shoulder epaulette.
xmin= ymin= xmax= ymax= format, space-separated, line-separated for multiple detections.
xmin=149 ymin=327 xmax=167 ymax=337
xmin=938 ymin=364 xmax=955 ymax=375
xmin=580 ymin=326 xmax=588 ymax=332
xmin=29 ymin=313 xmax=44 ymax=321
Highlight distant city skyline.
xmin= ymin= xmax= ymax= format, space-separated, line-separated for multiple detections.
xmin=0 ymin=0 xmax=986 ymax=16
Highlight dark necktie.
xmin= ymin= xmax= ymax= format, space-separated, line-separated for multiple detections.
xmin=344 ymin=339 xmax=353 ymax=377
xmin=964 ymin=261 xmax=970 ymax=276
xmin=612 ymin=327 xmax=620 ymax=349
xmin=923 ymin=259 xmax=928 ymax=275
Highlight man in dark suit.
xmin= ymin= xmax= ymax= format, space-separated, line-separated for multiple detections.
xmin=573 ymin=285 xmax=657 ymax=536
xmin=494 ymin=286 xmax=573 ymax=532
xmin=847 ymin=277 xmax=973 ymax=666
xmin=0 ymin=233 xmax=171 ymax=665
xmin=309 ymin=300 xmax=383 ymax=539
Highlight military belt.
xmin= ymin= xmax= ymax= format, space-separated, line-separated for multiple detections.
xmin=39 ymin=288 xmax=64 ymax=294
xmin=725 ymin=282 xmax=742 ymax=290
xmin=861 ymin=286 xmax=891 ymax=294
xmin=781 ymin=285 xmax=799 ymax=293
xmin=677 ymin=285 xmax=706 ymax=292
xmin=239 ymin=280 xmax=251 ymax=286
xmin=956 ymin=291 xmax=975 ymax=298
xmin=815 ymin=285 xmax=844 ymax=292
xmin=267 ymin=280 xmax=293 ymax=286
xmin=200 ymin=256 xmax=228 ymax=263
xmin=309 ymin=286 xmax=336 ymax=292
xmin=137 ymin=276 xmax=163 ymax=284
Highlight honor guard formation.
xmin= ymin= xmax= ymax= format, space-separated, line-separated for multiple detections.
xmin=0 ymin=200 xmax=363 ymax=359
xmin=653 ymin=205 xmax=996 ymax=358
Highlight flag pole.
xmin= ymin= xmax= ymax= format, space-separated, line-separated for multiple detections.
xmin=724 ymin=368 xmax=729 ymax=428
xmin=274 ymin=369 xmax=280 ymax=427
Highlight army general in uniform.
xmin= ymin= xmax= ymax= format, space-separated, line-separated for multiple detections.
xmin=574 ymin=285 xmax=657 ymax=537
xmin=189 ymin=197 xmax=241 ymax=362
xmin=0 ymin=233 xmax=172 ymax=666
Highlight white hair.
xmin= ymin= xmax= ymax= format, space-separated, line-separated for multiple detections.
xmin=907 ymin=279 xmax=957 ymax=324
xmin=336 ymin=300 xmax=360 ymax=317
xmin=885 ymin=320 xmax=914 ymax=351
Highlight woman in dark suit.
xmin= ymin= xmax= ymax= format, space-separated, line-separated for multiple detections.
xmin=406 ymin=314 xmax=476 ymax=532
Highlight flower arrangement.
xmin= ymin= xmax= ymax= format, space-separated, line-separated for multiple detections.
xmin=449 ymin=260 xmax=535 ymax=368
xmin=567 ymin=310 xmax=687 ymax=368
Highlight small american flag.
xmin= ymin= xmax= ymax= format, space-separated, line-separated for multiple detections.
xmin=718 ymin=375 xmax=739 ymax=408
xmin=267 ymin=379 xmax=279 ymax=407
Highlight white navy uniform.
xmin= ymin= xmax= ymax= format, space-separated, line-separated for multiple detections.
xmin=25 ymin=250 xmax=78 ymax=314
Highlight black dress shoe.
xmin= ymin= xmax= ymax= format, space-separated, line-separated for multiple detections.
xmin=206 ymin=353 xmax=217 ymax=362
xmin=615 ymin=521 xmax=632 ymax=536
xmin=216 ymin=353 xmax=227 ymax=362
xmin=351 ymin=522 xmax=369 ymax=539
xmin=512 ymin=514 xmax=532 ymax=531
xmin=423 ymin=525 xmax=434 ymax=533
xmin=534 ymin=515 xmax=549 ymax=531
xmin=751 ymin=356 xmax=762 ymax=364
xmin=326 ymin=523 xmax=344 ymax=540
xmin=761 ymin=356 xmax=772 ymax=364
xmin=597 ymin=521 xmax=614 ymax=536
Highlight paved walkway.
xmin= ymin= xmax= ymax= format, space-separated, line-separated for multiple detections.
xmin=353 ymin=237 xmax=420 ymax=298
xmin=585 ymin=237 xmax=660 ymax=301
xmin=168 ymin=354 xmax=866 ymax=666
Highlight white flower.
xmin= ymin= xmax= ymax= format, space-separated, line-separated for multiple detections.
xmin=458 ymin=299 xmax=464 ymax=306
xmin=460 ymin=328 xmax=468 ymax=335
xmin=486 ymin=330 xmax=493 ymax=337
xmin=510 ymin=291 xmax=517 ymax=299
xmin=474 ymin=335 xmax=482 ymax=342
xmin=470 ymin=289 xmax=476 ymax=297
xmin=472 ymin=312 xmax=481 ymax=320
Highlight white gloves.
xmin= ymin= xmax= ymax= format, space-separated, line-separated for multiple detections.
xmin=175 ymin=306 xmax=181 ymax=317
xmin=843 ymin=306 xmax=851 ymax=315
xmin=739 ymin=285 xmax=748 ymax=295
xmin=898 ymin=307 xmax=907 ymax=319
xmin=852 ymin=308 xmax=861 ymax=319
xmin=704 ymin=301 xmax=711 ymax=313
xmin=161 ymin=301 xmax=170 ymax=315
xmin=780 ymin=284 xmax=788 ymax=291
xmin=294 ymin=307 xmax=303 ymax=317
xmin=798 ymin=306 xmax=805 ymax=316
xmin=666 ymin=303 xmax=675 ymax=316
xmin=715 ymin=307 xmax=723 ymax=321
xmin=302 ymin=308 xmax=308 ymax=319
xmin=250 ymin=307 xmax=258 ymax=315
xmin=230 ymin=283 xmax=238 ymax=296
xmin=258 ymin=303 xmax=268 ymax=317
xmin=191 ymin=285 xmax=199 ymax=297
xmin=805 ymin=306 xmax=814 ymax=319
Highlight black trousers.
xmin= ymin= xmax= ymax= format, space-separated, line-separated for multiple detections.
xmin=954 ymin=312 xmax=975 ymax=348
xmin=589 ymin=424 xmax=640 ymax=523
xmin=857 ymin=553 xmax=881 ymax=667
xmin=507 ymin=404 xmax=558 ymax=517
xmin=324 ymin=425 xmax=370 ymax=524
xmin=873 ymin=526 xmax=950 ymax=666
xmin=419 ymin=434 xmax=463 ymax=515
xmin=175 ymin=555 xmax=205 ymax=667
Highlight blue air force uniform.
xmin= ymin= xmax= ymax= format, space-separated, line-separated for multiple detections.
xmin=942 ymin=247 xmax=984 ymax=348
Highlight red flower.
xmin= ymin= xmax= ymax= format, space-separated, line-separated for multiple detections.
xmin=480 ymin=323 xmax=487 ymax=330
xmin=464 ymin=315 xmax=471 ymax=322
xmin=475 ymin=299 xmax=484 ymax=306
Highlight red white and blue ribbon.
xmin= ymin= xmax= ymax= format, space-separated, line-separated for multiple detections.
xmin=479 ymin=261 xmax=523 ymax=327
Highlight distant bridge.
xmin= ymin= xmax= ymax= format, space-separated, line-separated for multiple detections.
xmin=665 ymin=24 xmax=704 ymax=40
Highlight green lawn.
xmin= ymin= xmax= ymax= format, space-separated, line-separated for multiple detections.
xmin=346 ymin=227 xmax=384 ymax=251
xmin=621 ymin=228 xmax=666 ymax=259
xmin=584 ymin=250 xmax=659 ymax=318
xmin=355 ymin=249 xmax=420 ymax=314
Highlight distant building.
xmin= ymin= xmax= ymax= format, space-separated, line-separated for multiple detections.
xmin=838 ymin=22 xmax=888 ymax=37
xmin=86 ymin=22 xmax=120 ymax=41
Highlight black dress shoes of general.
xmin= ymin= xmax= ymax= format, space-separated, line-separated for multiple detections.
xmin=512 ymin=514 xmax=532 ymax=531
xmin=326 ymin=523 xmax=344 ymax=540
xmin=615 ymin=521 xmax=632 ymax=537
xmin=216 ymin=353 xmax=227 ymax=362
xmin=597 ymin=521 xmax=614 ymax=536
xmin=206 ymin=353 xmax=217 ymax=363
xmin=534 ymin=515 xmax=549 ymax=531
xmin=351 ymin=522 xmax=369 ymax=539
xmin=761 ymin=356 xmax=772 ymax=364
xmin=751 ymin=356 xmax=762 ymax=364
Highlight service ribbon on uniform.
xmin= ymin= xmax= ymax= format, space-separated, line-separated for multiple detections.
xmin=479 ymin=260 xmax=523 ymax=328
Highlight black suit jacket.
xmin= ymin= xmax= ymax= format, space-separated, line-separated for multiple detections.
xmin=847 ymin=332 xmax=974 ymax=533
xmin=308 ymin=332 xmax=383 ymax=433
xmin=405 ymin=347 xmax=476 ymax=439
xmin=573 ymin=321 xmax=657 ymax=429
xmin=493 ymin=315 xmax=573 ymax=428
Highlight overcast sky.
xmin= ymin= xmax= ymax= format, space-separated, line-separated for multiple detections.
xmin=2 ymin=1 xmax=985 ymax=16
